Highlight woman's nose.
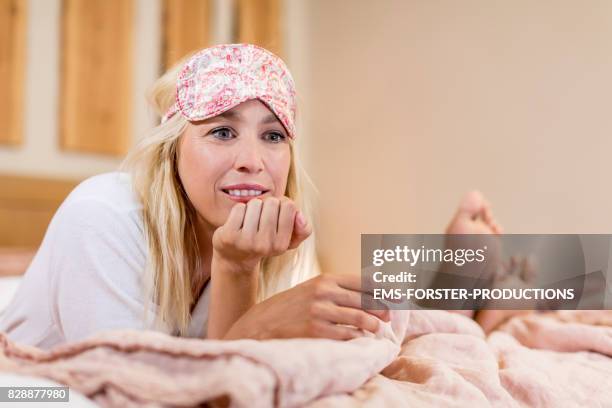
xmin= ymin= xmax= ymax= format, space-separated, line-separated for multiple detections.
xmin=234 ymin=137 xmax=264 ymax=173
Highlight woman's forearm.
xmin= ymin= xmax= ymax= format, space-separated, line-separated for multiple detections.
xmin=206 ymin=254 xmax=259 ymax=339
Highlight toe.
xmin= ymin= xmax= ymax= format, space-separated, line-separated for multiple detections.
xmin=457 ymin=190 xmax=486 ymax=217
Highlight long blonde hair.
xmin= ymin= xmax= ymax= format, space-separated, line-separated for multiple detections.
xmin=122 ymin=55 xmax=319 ymax=335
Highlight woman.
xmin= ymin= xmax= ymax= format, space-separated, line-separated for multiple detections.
xmin=0 ymin=44 xmax=393 ymax=349
xmin=0 ymin=44 xmax=505 ymax=349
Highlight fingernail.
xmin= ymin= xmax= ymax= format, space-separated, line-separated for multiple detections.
xmin=296 ymin=211 xmax=306 ymax=226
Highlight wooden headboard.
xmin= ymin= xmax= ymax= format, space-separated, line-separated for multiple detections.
xmin=0 ymin=173 xmax=80 ymax=248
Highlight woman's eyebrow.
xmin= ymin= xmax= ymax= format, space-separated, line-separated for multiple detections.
xmin=261 ymin=114 xmax=280 ymax=124
xmin=197 ymin=111 xmax=239 ymax=125
xmin=202 ymin=111 xmax=279 ymax=125
xmin=217 ymin=111 xmax=241 ymax=120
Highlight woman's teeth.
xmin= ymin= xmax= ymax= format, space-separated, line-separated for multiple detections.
xmin=227 ymin=189 xmax=264 ymax=197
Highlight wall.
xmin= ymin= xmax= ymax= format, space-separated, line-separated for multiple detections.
xmin=0 ymin=0 xmax=162 ymax=179
xmin=298 ymin=0 xmax=612 ymax=274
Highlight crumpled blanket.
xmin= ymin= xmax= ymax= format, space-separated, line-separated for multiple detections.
xmin=0 ymin=323 xmax=399 ymax=407
xmin=310 ymin=310 xmax=612 ymax=408
xmin=1 ymin=310 xmax=611 ymax=407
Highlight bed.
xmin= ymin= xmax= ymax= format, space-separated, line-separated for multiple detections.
xmin=0 ymin=248 xmax=98 ymax=406
xmin=1 ymin=247 xmax=611 ymax=407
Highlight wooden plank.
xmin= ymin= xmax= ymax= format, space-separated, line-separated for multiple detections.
xmin=237 ymin=0 xmax=282 ymax=57
xmin=0 ymin=174 xmax=79 ymax=247
xmin=59 ymin=0 xmax=133 ymax=156
xmin=0 ymin=0 xmax=26 ymax=146
xmin=162 ymin=0 xmax=211 ymax=69
xmin=0 ymin=207 xmax=58 ymax=248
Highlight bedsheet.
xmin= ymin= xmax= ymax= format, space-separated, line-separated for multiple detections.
xmin=1 ymin=310 xmax=611 ymax=407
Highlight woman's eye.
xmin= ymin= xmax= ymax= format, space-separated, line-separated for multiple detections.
xmin=211 ymin=127 xmax=234 ymax=140
xmin=264 ymin=132 xmax=286 ymax=143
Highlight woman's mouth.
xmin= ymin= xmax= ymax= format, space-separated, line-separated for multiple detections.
xmin=220 ymin=184 xmax=269 ymax=202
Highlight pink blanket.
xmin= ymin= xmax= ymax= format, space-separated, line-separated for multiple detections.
xmin=1 ymin=310 xmax=611 ymax=407
xmin=310 ymin=310 xmax=612 ymax=407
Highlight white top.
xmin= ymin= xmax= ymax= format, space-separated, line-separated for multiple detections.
xmin=0 ymin=172 xmax=210 ymax=350
xmin=0 ymin=276 xmax=22 ymax=313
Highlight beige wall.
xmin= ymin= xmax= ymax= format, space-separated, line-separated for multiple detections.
xmin=295 ymin=0 xmax=612 ymax=274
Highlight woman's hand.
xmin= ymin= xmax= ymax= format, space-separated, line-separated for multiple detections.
xmin=207 ymin=197 xmax=312 ymax=339
xmin=223 ymin=273 xmax=391 ymax=340
xmin=212 ymin=197 xmax=312 ymax=274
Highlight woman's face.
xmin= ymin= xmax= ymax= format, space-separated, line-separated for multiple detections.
xmin=177 ymin=99 xmax=292 ymax=230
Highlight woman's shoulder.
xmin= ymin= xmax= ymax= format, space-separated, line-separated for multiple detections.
xmin=49 ymin=172 xmax=144 ymax=240
xmin=63 ymin=172 xmax=141 ymax=212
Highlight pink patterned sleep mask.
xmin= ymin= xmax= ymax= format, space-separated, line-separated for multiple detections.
xmin=162 ymin=44 xmax=297 ymax=139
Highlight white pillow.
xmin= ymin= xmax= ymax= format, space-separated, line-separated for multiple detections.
xmin=0 ymin=276 xmax=22 ymax=314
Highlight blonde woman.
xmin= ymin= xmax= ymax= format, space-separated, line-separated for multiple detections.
xmin=0 ymin=44 xmax=391 ymax=349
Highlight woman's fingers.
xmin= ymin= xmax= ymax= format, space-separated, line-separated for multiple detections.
xmin=331 ymin=273 xmax=365 ymax=292
xmin=335 ymin=289 xmax=390 ymax=321
xmin=223 ymin=196 xmax=309 ymax=258
xmin=317 ymin=276 xmax=390 ymax=321
xmin=241 ymin=198 xmax=263 ymax=238
xmin=309 ymin=320 xmax=364 ymax=340
xmin=275 ymin=199 xmax=297 ymax=251
xmin=258 ymin=197 xmax=281 ymax=238
xmin=242 ymin=196 xmax=310 ymax=253
xmin=288 ymin=210 xmax=312 ymax=249
xmin=225 ymin=203 xmax=247 ymax=231
xmin=314 ymin=302 xmax=381 ymax=334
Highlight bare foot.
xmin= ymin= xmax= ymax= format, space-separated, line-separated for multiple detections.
xmin=444 ymin=190 xmax=504 ymax=279
xmin=444 ymin=192 xmax=538 ymax=332
xmin=445 ymin=190 xmax=503 ymax=235
xmin=476 ymin=256 xmax=537 ymax=334
xmin=443 ymin=190 xmax=503 ymax=320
